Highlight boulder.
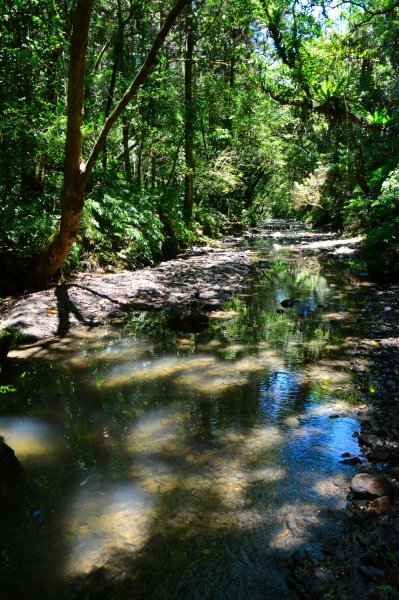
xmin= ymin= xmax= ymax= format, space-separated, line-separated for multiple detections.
xmin=370 ymin=495 xmax=393 ymax=511
xmin=0 ymin=437 xmax=25 ymax=488
xmin=358 ymin=434 xmax=384 ymax=448
xmin=350 ymin=473 xmax=392 ymax=499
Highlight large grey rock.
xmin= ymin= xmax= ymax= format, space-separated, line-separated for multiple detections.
xmin=350 ymin=473 xmax=392 ymax=499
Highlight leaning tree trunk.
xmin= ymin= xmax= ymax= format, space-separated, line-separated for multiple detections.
xmin=35 ymin=0 xmax=92 ymax=289
xmin=35 ymin=0 xmax=190 ymax=288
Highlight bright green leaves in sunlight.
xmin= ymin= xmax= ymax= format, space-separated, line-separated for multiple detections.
xmin=1 ymin=0 xmax=399 ymax=285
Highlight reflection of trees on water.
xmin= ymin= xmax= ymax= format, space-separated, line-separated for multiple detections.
xmin=0 ymin=251 xmax=364 ymax=598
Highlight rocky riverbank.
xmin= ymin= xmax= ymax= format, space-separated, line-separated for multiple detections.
xmin=291 ymin=279 xmax=399 ymax=599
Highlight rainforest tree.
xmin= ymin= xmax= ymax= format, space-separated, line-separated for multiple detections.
xmin=0 ymin=0 xmax=398 ymax=289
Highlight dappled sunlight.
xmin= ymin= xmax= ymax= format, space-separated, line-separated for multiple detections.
xmin=302 ymin=360 xmax=352 ymax=383
xmin=208 ymin=310 xmax=241 ymax=320
xmin=125 ymin=408 xmax=186 ymax=456
xmin=313 ymin=473 xmax=350 ymax=503
xmin=321 ymin=310 xmax=356 ymax=321
xmin=305 ymin=401 xmax=354 ymax=417
xmin=270 ymin=503 xmax=324 ymax=550
xmin=123 ymin=409 xmax=287 ymax=518
xmin=0 ymin=228 xmax=374 ymax=598
xmin=75 ymin=338 xmax=152 ymax=366
xmin=65 ymin=482 xmax=154 ymax=576
xmin=102 ymin=348 xmax=284 ymax=394
xmin=0 ymin=417 xmax=61 ymax=464
xmin=195 ymin=339 xmax=223 ymax=351
xmin=9 ymin=337 xmax=83 ymax=360
xmin=103 ymin=355 xmax=215 ymax=388
xmin=176 ymin=349 xmax=284 ymax=394
xmin=294 ymin=236 xmax=363 ymax=251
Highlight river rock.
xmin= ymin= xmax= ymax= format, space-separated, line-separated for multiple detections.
xmin=358 ymin=434 xmax=384 ymax=447
xmin=367 ymin=447 xmax=390 ymax=462
xmin=350 ymin=473 xmax=392 ymax=498
xmin=340 ymin=455 xmax=363 ymax=465
xmin=390 ymin=466 xmax=399 ymax=480
xmin=370 ymin=495 xmax=393 ymax=511
xmin=0 ymin=438 xmax=25 ymax=488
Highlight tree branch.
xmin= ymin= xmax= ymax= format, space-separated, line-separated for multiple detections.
xmin=84 ymin=0 xmax=190 ymax=179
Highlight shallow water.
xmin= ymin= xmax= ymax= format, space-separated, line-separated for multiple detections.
xmin=0 ymin=240 xmax=372 ymax=599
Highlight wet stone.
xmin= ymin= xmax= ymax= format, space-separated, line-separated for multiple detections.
xmin=358 ymin=434 xmax=384 ymax=448
xmin=340 ymin=455 xmax=363 ymax=465
xmin=367 ymin=447 xmax=390 ymax=462
xmin=350 ymin=473 xmax=392 ymax=499
xmin=370 ymin=496 xmax=393 ymax=511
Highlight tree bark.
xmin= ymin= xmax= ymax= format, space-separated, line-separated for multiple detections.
xmin=35 ymin=0 xmax=190 ymax=288
xmin=35 ymin=0 xmax=92 ymax=288
xmin=183 ymin=0 xmax=195 ymax=224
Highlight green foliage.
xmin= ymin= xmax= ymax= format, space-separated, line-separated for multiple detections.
xmin=363 ymin=216 xmax=399 ymax=276
xmin=0 ymin=384 xmax=17 ymax=394
xmin=376 ymin=585 xmax=399 ymax=597
xmin=74 ymin=188 xmax=165 ymax=271
xmin=1 ymin=0 xmax=399 ymax=284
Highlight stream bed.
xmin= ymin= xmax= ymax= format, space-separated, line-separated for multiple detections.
xmin=0 ymin=224 xmax=375 ymax=599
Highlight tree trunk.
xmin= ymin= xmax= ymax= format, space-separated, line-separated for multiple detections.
xmin=183 ymin=0 xmax=195 ymax=224
xmin=35 ymin=0 xmax=92 ymax=288
xmin=34 ymin=0 xmax=190 ymax=288
xmin=122 ymin=118 xmax=132 ymax=181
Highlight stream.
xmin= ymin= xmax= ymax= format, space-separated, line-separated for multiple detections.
xmin=0 ymin=224 xmax=374 ymax=599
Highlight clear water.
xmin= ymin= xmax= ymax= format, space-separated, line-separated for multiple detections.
xmin=0 ymin=243 xmax=371 ymax=599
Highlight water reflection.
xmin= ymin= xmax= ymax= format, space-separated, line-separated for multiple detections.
xmin=0 ymin=246 xmax=370 ymax=598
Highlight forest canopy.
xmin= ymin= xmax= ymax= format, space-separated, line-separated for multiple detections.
xmin=0 ymin=0 xmax=398 ymax=290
